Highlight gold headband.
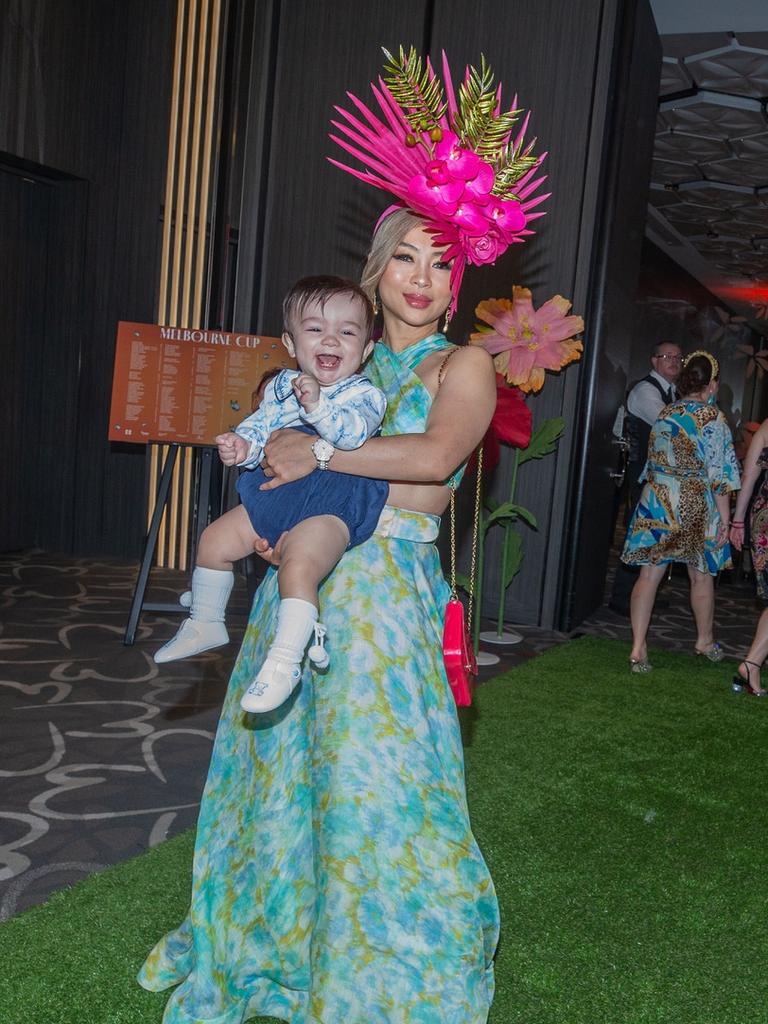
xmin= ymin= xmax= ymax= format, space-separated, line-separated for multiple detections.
xmin=682 ymin=349 xmax=719 ymax=380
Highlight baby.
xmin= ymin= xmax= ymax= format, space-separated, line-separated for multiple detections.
xmin=154 ymin=275 xmax=388 ymax=713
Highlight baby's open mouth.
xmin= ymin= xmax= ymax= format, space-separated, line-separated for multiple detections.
xmin=316 ymin=354 xmax=341 ymax=370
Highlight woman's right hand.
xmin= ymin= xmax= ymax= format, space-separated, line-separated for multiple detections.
xmin=260 ymin=428 xmax=316 ymax=490
xmin=253 ymin=531 xmax=287 ymax=565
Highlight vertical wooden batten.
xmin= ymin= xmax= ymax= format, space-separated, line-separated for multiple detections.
xmin=150 ymin=0 xmax=226 ymax=570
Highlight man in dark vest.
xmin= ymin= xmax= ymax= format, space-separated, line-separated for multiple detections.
xmin=609 ymin=340 xmax=682 ymax=614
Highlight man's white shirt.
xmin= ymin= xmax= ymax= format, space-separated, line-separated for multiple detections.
xmin=626 ymin=370 xmax=676 ymax=428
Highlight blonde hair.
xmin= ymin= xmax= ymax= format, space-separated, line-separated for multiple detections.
xmin=360 ymin=208 xmax=428 ymax=302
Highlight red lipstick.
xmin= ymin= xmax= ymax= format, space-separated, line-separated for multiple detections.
xmin=404 ymin=293 xmax=431 ymax=309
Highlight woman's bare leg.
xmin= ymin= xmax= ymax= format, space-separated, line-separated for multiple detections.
xmin=154 ymin=507 xmax=264 ymax=663
xmin=687 ymin=565 xmax=715 ymax=652
xmin=240 ymin=516 xmax=350 ymax=714
xmin=629 ymin=563 xmax=667 ymax=662
xmin=737 ymin=606 xmax=768 ymax=692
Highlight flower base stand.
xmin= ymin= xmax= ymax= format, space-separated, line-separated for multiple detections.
xmin=479 ymin=628 xmax=524 ymax=645
xmin=476 ymin=650 xmax=501 ymax=667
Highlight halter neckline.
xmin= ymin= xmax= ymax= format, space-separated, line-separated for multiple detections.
xmin=387 ymin=333 xmax=452 ymax=372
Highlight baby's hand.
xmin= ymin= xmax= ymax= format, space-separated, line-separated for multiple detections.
xmin=215 ymin=432 xmax=249 ymax=466
xmin=293 ymin=372 xmax=320 ymax=411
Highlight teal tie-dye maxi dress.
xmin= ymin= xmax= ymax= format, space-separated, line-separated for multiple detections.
xmin=138 ymin=334 xmax=500 ymax=1024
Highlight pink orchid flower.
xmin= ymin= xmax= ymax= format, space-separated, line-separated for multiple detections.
xmin=453 ymin=200 xmax=494 ymax=235
xmin=434 ymin=131 xmax=486 ymax=181
xmin=406 ymin=171 xmax=464 ymax=215
xmin=488 ymin=199 xmax=527 ymax=241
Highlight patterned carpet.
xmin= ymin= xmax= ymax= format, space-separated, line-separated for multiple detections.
xmin=0 ymin=550 xmax=760 ymax=919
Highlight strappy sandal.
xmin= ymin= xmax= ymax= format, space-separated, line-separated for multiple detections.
xmin=732 ymin=659 xmax=767 ymax=697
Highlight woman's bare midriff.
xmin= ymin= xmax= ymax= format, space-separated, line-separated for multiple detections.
xmin=387 ymin=481 xmax=452 ymax=517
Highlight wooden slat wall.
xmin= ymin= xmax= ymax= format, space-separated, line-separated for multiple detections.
xmin=149 ymin=0 xmax=224 ymax=570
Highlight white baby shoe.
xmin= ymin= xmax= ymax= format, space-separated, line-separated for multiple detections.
xmin=240 ymin=657 xmax=302 ymax=713
xmin=154 ymin=618 xmax=229 ymax=663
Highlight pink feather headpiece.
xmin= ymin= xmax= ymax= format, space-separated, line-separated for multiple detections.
xmin=329 ymin=46 xmax=549 ymax=313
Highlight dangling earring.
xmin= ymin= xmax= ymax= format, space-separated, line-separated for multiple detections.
xmin=443 ymin=306 xmax=453 ymax=333
xmin=372 ymin=293 xmax=380 ymax=316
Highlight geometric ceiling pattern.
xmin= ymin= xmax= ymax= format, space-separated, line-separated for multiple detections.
xmin=648 ymin=32 xmax=768 ymax=321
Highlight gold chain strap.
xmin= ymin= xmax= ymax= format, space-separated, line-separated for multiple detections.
xmin=449 ymin=446 xmax=483 ymax=632
xmin=438 ymin=346 xmax=483 ymax=635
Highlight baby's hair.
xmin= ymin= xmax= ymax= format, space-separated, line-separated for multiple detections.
xmin=283 ymin=275 xmax=374 ymax=340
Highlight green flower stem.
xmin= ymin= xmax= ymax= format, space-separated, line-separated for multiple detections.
xmin=496 ymin=446 xmax=520 ymax=636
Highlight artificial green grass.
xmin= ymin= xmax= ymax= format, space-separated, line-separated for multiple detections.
xmin=2 ymin=636 xmax=766 ymax=1023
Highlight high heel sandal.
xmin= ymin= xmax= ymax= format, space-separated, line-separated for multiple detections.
xmin=732 ymin=659 xmax=767 ymax=697
xmin=629 ymin=657 xmax=652 ymax=674
xmin=694 ymin=642 xmax=724 ymax=663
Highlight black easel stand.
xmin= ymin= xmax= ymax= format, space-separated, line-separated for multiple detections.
xmin=124 ymin=444 xmax=215 ymax=645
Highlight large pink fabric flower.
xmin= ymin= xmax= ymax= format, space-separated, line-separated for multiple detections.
xmin=470 ymin=286 xmax=584 ymax=394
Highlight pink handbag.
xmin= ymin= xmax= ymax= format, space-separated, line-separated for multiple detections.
xmin=443 ymin=595 xmax=477 ymax=707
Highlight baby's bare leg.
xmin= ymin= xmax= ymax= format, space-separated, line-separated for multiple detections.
xmin=154 ymin=506 xmax=263 ymax=664
xmin=196 ymin=506 xmax=264 ymax=570
xmin=239 ymin=516 xmax=349 ymax=713
xmin=277 ymin=515 xmax=350 ymax=604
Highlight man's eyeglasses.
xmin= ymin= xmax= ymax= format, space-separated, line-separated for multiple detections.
xmin=655 ymin=354 xmax=681 ymax=363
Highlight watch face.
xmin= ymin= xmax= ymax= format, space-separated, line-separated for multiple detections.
xmin=313 ymin=439 xmax=334 ymax=460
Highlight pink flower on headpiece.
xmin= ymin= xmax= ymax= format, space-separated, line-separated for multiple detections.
xmin=464 ymin=229 xmax=506 ymax=266
xmin=407 ymin=171 xmax=464 ymax=215
xmin=462 ymin=162 xmax=495 ymax=201
xmin=489 ymin=200 xmax=527 ymax=241
xmin=453 ymin=200 xmax=494 ymax=235
xmin=434 ymin=131 xmax=485 ymax=182
xmin=425 ymin=160 xmax=452 ymax=186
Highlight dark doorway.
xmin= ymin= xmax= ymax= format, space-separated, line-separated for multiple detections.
xmin=0 ymin=159 xmax=87 ymax=552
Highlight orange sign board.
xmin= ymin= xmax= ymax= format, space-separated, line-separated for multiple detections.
xmin=108 ymin=322 xmax=294 ymax=445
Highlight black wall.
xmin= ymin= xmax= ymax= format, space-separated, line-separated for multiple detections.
xmin=0 ymin=0 xmax=175 ymax=555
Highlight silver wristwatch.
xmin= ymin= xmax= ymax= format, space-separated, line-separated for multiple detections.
xmin=311 ymin=438 xmax=335 ymax=470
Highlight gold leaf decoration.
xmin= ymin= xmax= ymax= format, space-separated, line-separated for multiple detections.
xmin=454 ymin=56 xmax=521 ymax=161
xmin=451 ymin=55 xmax=538 ymax=198
xmin=382 ymin=46 xmax=446 ymax=135
xmin=491 ymin=138 xmax=540 ymax=197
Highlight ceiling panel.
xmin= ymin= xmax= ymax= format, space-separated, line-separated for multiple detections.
xmin=648 ymin=31 xmax=768 ymax=329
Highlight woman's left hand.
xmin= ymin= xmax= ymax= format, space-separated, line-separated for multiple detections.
xmin=260 ymin=428 xmax=316 ymax=490
xmin=729 ymin=521 xmax=745 ymax=552
xmin=715 ymin=521 xmax=729 ymax=549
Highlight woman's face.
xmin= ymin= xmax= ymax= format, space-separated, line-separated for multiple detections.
xmin=377 ymin=224 xmax=452 ymax=330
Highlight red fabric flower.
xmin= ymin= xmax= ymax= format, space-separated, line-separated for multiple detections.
xmin=471 ymin=375 xmax=532 ymax=473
